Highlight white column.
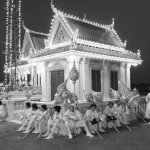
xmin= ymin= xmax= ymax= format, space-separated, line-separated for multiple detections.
xmin=66 ymin=56 xmax=81 ymax=99
xmin=40 ymin=62 xmax=48 ymax=101
xmin=103 ymin=61 xmax=110 ymax=101
xmin=126 ymin=63 xmax=131 ymax=89
xmin=120 ymin=63 xmax=126 ymax=84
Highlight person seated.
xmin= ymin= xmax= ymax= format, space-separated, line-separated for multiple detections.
xmin=42 ymin=107 xmax=54 ymax=137
xmin=44 ymin=105 xmax=68 ymax=139
xmin=17 ymin=102 xmax=32 ymax=131
xmin=63 ymin=103 xmax=94 ymax=139
xmin=96 ymin=107 xmax=107 ymax=128
xmin=32 ymin=104 xmax=48 ymax=134
xmin=0 ymin=101 xmax=6 ymax=122
xmin=113 ymin=100 xmax=129 ymax=125
xmin=103 ymin=102 xmax=120 ymax=128
xmin=85 ymin=104 xmax=105 ymax=133
xmin=23 ymin=103 xmax=40 ymax=133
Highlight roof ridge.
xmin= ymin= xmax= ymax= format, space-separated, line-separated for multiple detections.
xmin=22 ymin=21 xmax=49 ymax=36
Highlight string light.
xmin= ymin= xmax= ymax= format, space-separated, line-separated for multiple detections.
xmin=4 ymin=0 xmax=22 ymax=86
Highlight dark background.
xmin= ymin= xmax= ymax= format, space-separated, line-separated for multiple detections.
xmin=0 ymin=0 xmax=150 ymax=86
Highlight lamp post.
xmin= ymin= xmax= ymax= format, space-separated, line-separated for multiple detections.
xmin=69 ymin=61 xmax=79 ymax=94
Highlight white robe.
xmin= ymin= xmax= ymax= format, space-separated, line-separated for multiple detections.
xmin=145 ymin=93 xmax=150 ymax=119
xmin=0 ymin=105 xmax=5 ymax=118
xmin=85 ymin=109 xmax=99 ymax=121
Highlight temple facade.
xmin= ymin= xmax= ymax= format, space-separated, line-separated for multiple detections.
xmin=15 ymin=3 xmax=142 ymax=102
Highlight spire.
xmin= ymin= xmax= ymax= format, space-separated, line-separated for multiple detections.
xmin=111 ymin=18 xmax=115 ymax=29
xmin=22 ymin=20 xmax=30 ymax=33
xmin=123 ymin=40 xmax=127 ymax=48
xmin=83 ymin=13 xmax=86 ymax=20
xmin=51 ymin=0 xmax=57 ymax=13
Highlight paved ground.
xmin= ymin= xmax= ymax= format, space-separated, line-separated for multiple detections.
xmin=0 ymin=121 xmax=150 ymax=150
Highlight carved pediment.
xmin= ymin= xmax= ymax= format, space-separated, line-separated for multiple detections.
xmin=52 ymin=23 xmax=70 ymax=45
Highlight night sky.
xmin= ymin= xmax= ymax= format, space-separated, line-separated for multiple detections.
xmin=0 ymin=0 xmax=150 ymax=84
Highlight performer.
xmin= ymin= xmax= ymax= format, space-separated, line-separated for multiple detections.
xmin=103 ymin=102 xmax=120 ymax=128
xmin=85 ymin=104 xmax=105 ymax=133
xmin=33 ymin=104 xmax=48 ymax=134
xmin=17 ymin=102 xmax=32 ymax=131
xmin=63 ymin=104 xmax=94 ymax=139
xmin=23 ymin=103 xmax=40 ymax=133
xmin=113 ymin=100 xmax=129 ymax=125
xmin=145 ymin=88 xmax=150 ymax=121
xmin=0 ymin=101 xmax=6 ymax=122
xmin=44 ymin=105 xmax=67 ymax=139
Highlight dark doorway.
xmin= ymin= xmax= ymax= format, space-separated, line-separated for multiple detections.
xmin=51 ymin=70 xmax=64 ymax=101
xmin=27 ymin=74 xmax=31 ymax=86
xmin=110 ymin=71 xmax=118 ymax=91
xmin=91 ymin=70 xmax=101 ymax=92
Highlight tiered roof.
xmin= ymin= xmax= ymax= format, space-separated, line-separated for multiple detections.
xmin=20 ymin=1 xmax=142 ymax=65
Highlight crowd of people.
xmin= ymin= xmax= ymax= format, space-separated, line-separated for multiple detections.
xmin=16 ymin=100 xmax=130 ymax=139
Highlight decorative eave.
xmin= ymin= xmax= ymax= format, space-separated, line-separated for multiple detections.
xmin=28 ymin=47 xmax=142 ymax=65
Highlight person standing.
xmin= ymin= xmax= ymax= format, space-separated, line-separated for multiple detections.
xmin=0 ymin=101 xmax=6 ymax=122
xmin=145 ymin=88 xmax=150 ymax=120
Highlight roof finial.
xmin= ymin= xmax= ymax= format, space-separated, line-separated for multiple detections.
xmin=111 ymin=18 xmax=115 ymax=28
xmin=83 ymin=13 xmax=86 ymax=20
xmin=51 ymin=0 xmax=57 ymax=13
xmin=22 ymin=20 xmax=29 ymax=33
xmin=137 ymin=50 xmax=141 ymax=57
xmin=123 ymin=40 xmax=127 ymax=48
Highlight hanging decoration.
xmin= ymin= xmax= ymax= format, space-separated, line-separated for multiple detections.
xmin=69 ymin=61 xmax=79 ymax=93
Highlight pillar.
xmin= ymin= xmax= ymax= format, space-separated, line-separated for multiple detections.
xmin=120 ymin=63 xmax=126 ymax=85
xmin=103 ymin=61 xmax=110 ymax=101
xmin=126 ymin=63 xmax=131 ymax=89
xmin=40 ymin=62 xmax=47 ymax=101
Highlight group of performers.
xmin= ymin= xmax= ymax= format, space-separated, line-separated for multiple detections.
xmin=17 ymin=100 xmax=130 ymax=139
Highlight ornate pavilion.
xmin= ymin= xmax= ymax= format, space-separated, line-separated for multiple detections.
xmin=16 ymin=3 xmax=142 ymax=102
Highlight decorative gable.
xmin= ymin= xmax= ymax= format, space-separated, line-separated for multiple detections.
xmin=52 ymin=23 xmax=70 ymax=45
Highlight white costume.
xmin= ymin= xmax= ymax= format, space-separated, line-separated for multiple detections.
xmin=0 ymin=105 xmax=6 ymax=120
xmin=33 ymin=110 xmax=48 ymax=133
xmin=44 ymin=110 xmax=67 ymax=139
xmin=86 ymin=109 xmax=99 ymax=121
xmin=103 ymin=105 xmax=120 ymax=128
xmin=145 ymin=93 xmax=150 ymax=119
xmin=103 ymin=106 xmax=116 ymax=116
xmin=113 ymin=103 xmax=129 ymax=124
xmin=63 ymin=108 xmax=93 ymax=139
xmin=23 ymin=109 xmax=40 ymax=133
xmin=85 ymin=109 xmax=105 ymax=132
xmin=17 ymin=107 xmax=32 ymax=131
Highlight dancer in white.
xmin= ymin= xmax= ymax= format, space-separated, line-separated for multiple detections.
xmin=0 ymin=101 xmax=6 ymax=122
xmin=63 ymin=104 xmax=94 ymax=139
xmin=145 ymin=88 xmax=150 ymax=123
xmin=103 ymin=102 xmax=120 ymax=128
xmin=23 ymin=103 xmax=40 ymax=133
xmin=33 ymin=104 xmax=48 ymax=134
xmin=17 ymin=102 xmax=32 ymax=131
xmin=44 ymin=106 xmax=67 ymax=139
xmin=85 ymin=104 xmax=105 ymax=133
xmin=113 ymin=100 xmax=129 ymax=125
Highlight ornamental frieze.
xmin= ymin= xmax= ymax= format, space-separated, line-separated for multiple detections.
xmin=89 ymin=60 xmax=103 ymax=69
xmin=109 ymin=63 xmax=120 ymax=71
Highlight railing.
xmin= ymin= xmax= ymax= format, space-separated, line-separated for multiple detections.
xmin=19 ymin=86 xmax=42 ymax=95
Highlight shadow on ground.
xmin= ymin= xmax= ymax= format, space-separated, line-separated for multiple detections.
xmin=0 ymin=121 xmax=150 ymax=150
